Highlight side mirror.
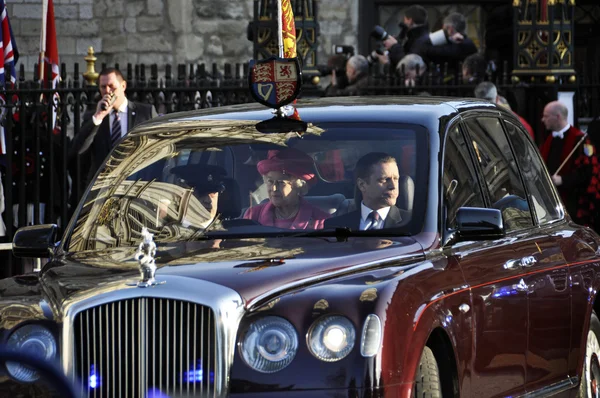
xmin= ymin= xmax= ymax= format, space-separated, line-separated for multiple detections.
xmin=12 ymin=224 xmax=58 ymax=258
xmin=454 ymin=207 xmax=504 ymax=242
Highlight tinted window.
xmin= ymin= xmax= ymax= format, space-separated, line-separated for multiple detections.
xmin=463 ymin=117 xmax=534 ymax=232
xmin=504 ymin=120 xmax=561 ymax=224
xmin=443 ymin=125 xmax=485 ymax=229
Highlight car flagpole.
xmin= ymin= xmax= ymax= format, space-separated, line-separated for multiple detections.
xmin=39 ymin=0 xmax=48 ymax=83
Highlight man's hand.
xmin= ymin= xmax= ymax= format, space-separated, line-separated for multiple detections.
xmin=552 ymin=174 xmax=563 ymax=186
xmin=331 ymin=69 xmax=337 ymax=87
xmin=382 ymin=36 xmax=398 ymax=50
xmin=94 ymin=93 xmax=116 ymax=120
xmin=448 ymin=32 xmax=464 ymax=44
xmin=375 ymin=52 xmax=389 ymax=65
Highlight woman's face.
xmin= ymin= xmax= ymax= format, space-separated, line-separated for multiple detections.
xmin=264 ymin=171 xmax=300 ymax=208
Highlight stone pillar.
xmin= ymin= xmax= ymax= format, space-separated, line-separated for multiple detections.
xmin=247 ymin=0 xmax=320 ymax=79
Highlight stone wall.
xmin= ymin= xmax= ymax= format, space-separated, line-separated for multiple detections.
xmin=9 ymin=0 xmax=359 ymax=80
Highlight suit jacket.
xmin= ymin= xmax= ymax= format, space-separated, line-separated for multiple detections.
xmin=69 ymin=101 xmax=156 ymax=188
xmin=324 ymin=205 xmax=409 ymax=230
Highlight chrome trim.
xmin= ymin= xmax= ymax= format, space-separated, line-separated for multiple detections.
xmin=517 ymin=376 xmax=577 ymax=397
xmin=62 ymin=275 xmax=245 ymax=397
xmin=246 ymin=253 xmax=424 ymax=310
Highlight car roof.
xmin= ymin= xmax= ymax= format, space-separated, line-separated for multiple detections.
xmin=132 ymin=96 xmax=509 ymax=137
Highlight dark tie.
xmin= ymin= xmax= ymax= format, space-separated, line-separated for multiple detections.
xmin=111 ymin=111 xmax=122 ymax=147
xmin=367 ymin=211 xmax=381 ymax=230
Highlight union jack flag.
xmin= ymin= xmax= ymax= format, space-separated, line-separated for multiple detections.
xmin=0 ymin=0 xmax=18 ymax=87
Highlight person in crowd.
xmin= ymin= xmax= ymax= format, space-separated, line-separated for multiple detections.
xmin=539 ymin=101 xmax=599 ymax=227
xmin=396 ymin=53 xmax=427 ymax=87
xmin=461 ymin=53 xmax=488 ymax=84
xmin=420 ymin=12 xmax=477 ymax=71
xmin=243 ymin=148 xmax=330 ymax=229
xmin=381 ymin=5 xmax=430 ymax=69
xmin=474 ymin=82 xmax=535 ymax=140
xmin=325 ymin=55 xmax=369 ymax=96
xmin=170 ymin=165 xmax=228 ymax=230
xmin=324 ymin=152 xmax=409 ymax=230
xmin=69 ymin=67 xmax=158 ymax=186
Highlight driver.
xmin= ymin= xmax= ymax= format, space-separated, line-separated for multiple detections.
xmin=170 ymin=165 xmax=227 ymax=229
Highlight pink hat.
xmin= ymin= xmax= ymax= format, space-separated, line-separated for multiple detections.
xmin=257 ymin=148 xmax=316 ymax=185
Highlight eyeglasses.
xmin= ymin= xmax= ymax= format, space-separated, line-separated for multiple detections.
xmin=263 ymin=177 xmax=293 ymax=187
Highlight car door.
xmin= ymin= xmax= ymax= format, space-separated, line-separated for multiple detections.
xmin=442 ymin=123 xmax=528 ymax=397
xmin=503 ymin=119 xmax=573 ymax=392
xmin=463 ymin=116 xmax=570 ymax=393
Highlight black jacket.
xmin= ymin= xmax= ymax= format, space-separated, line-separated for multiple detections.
xmin=388 ymin=25 xmax=430 ymax=69
xmin=418 ymin=36 xmax=478 ymax=69
xmin=69 ymin=100 xmax=156 ymax=199
xmin=324 ymin=72 xmax=369 ymax=97
xmin=324 ymin=205 xmax=409 ymax=230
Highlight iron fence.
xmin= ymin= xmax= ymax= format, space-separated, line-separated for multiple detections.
xmin=0 ymin=60 xmax=598 ymax=277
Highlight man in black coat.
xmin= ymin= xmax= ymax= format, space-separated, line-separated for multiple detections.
xmin=325 ymin=152 xmax=410 ymax=230
xmin=418 ymin=12 xmax=478 ymax=76
xmin=382 ymin=5 xmax=430 ymax=70
xmin=69 ymin=67 xmax=157 ymax=195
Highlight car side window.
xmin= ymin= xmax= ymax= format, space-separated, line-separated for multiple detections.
xmin=504 ymin=120 xmax=562 ymax=224
xmin=443 ymin=125 xmax=485 ymax=229
xmin=463 ymin=117 xmax=534 ymax=232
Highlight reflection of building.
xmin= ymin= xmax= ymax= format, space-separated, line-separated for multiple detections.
xmin=69 ymin=119 xmax=325 ymax=252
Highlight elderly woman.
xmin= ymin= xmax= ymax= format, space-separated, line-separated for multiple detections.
xmin=243 ymin=148 xmax=329 ymax=229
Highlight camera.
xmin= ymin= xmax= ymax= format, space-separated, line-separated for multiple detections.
xmin=370 ymin=25 xmax=389 ymax=42
xmin=366 ymin=46 xmax=385 ymax=65
xmin=316 ymin=44 xmax=354 ymax=76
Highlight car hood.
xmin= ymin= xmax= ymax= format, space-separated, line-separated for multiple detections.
xmin=43 ymin=236 xmax=424 ymax=310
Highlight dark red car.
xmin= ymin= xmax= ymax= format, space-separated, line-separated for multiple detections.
xmin=2 ymin=96 xmax=599 ymax=397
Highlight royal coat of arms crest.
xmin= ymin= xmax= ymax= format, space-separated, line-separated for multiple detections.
xmin=248 ymin=57 xmax=301 ymax=109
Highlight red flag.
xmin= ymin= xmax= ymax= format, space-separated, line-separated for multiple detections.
xmin=39 ymin=0 xmax=60 ymax=132
xmin=39 ymin=0 xmax=59 ymax=88
xmin=280 ymin=0 xmax=300 ymax=120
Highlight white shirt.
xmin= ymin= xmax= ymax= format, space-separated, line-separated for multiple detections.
xmin=359 ymin=202 xmax=391 ymax=230
xmin=552 ymin=124 xmax=570 ymax=139
xmin=92 ymin=98 xmax=129 ymax=139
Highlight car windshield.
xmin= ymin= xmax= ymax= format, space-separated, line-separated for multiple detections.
xmin=66 ymin=120 xmax=429 ymax=251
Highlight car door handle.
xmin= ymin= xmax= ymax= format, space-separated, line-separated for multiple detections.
xmin=503 ymin=259 xmax=521 ymax=270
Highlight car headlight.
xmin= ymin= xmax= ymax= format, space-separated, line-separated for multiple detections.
xmin=308 ymin=315 xmax=355 ymax=361
xmin=5 ymin=324 xmax=57 ymax=382
xmin=240 ymin=316 xmax=298 ymax=373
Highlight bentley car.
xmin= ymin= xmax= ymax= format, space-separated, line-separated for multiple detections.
xmin=2 ymin=96 xmax=600 ymax=398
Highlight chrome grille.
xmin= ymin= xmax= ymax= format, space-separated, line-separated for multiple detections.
xmin=73 ymin=298 xmax=216 ymax=398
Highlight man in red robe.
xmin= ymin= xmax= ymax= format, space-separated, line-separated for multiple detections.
xmin=539 ymin=101 xmax=600 ymax=229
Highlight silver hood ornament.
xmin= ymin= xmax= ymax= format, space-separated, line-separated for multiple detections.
xmin=131 ymin=227 xmax=164 ymax=288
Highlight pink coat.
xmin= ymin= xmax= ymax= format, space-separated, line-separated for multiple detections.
xmin=243 ymin=199 xmax=329 ymax=230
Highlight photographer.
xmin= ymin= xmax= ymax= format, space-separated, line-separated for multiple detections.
xmin=373 ymin=5 xmax=430 ymax=70
xmin=419 ymin=12 xmax=477 ymax=73
xmin=325 ymin=55 xmax=369 ymax=97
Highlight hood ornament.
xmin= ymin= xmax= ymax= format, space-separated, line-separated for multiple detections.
xmin=130 ymin=228 xmax=165 ymax=288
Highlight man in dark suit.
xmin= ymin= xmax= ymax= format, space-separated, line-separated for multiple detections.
xmin=69 ymin=67 xmax=157 ymax=199
xmin=325 ymin=152 xmax=409 ymax=230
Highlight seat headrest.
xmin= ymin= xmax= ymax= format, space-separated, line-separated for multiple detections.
xmin=398 ymin=175 xmax=414 ymax=212
xmin=303 ymin=194 xmax=346 ymax=215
